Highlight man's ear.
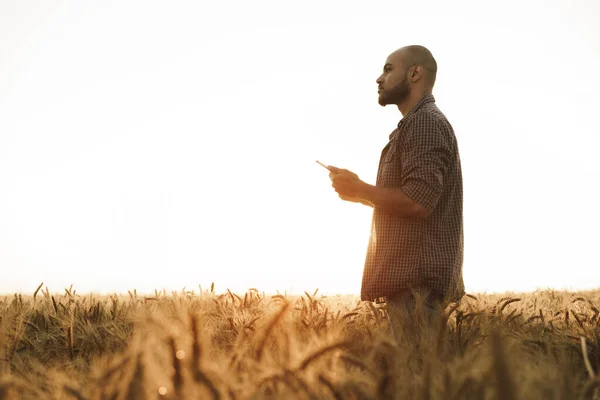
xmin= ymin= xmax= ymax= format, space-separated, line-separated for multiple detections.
xmin=410 ymin=65 xmax=424 ymax=82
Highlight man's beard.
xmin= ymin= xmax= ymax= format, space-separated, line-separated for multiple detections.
xmin=378 ymin=78 xmax=410 ymax=106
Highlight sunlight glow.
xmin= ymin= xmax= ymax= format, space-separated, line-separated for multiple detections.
xmin=0 ymin=0 xmax=599 ymax=296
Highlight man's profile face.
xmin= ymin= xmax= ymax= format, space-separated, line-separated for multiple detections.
xmin=376 ymin=52 xmax=410 ymax=107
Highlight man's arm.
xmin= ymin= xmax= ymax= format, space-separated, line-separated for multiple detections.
xmin=396 ymin=113 xmax=451 ymax=216
xmin=338 ymin=194 xmax=374 ymax=208
xmin=360 ymin=185 xmax=428 ymax=217
xmin=330 ymin=113 xmax=451 ymax=218
xmin=332 ymin=179 xmax=425 ymax=217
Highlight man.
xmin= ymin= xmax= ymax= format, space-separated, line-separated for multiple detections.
xmin=328 ymin=45 xmax=464 ymax=342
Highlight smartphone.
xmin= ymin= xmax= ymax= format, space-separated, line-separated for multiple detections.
xmin=316 ymin=160 xmax=330 ymax=171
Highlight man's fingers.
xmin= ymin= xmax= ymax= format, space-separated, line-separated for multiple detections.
xmin=328 ymin=167 xmax=359 ymax=182
xmin=331 ymin=174 xmax=353 ymax=185
xmin=332 ymin=182 xmax=345 ymax=192
xmin=332 ymin=182 xmax=352 ymax=194
xmin=331 ymin=179 xmax=347 ymax=189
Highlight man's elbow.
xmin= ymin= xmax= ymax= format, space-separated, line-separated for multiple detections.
xmin=412 ymin=203 xmax=431 ymax=219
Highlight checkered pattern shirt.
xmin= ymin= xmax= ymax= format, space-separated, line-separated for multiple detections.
xmin=360 ymin=95 xmax=465 ymax=303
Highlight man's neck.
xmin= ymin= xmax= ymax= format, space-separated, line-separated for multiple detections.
xmin=397 ymin=90 xmax=432 ymax=116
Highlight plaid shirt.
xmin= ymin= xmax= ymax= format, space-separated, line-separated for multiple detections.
xmin=361 ymin=95 xmax=465 ymax=303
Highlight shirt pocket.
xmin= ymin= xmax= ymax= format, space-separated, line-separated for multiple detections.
xmin=381 ymin=140 xmax=399 ymax=165
xmin=378 ymin=139 xmax=403 ymax=188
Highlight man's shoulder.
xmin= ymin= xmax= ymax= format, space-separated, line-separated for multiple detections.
xmin=400 ymin=105 xmax=456 ymax=148
xmin=412 ymin=102 xmax=449 ymax=124
xmin=404 ymin=107 xmax=447 ymax=133
xmin=409 ymin=104 xmax=454 ymax=136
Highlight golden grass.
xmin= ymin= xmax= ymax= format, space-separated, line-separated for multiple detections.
xmin=0 ymin=284 xmax=599 ymax=399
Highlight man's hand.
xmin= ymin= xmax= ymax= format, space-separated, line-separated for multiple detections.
xmin=328 ymin=166 xmax=371 ymax=202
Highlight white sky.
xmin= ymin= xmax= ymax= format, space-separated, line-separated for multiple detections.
xmin=0 ymin=0 xmax=599 ymax=296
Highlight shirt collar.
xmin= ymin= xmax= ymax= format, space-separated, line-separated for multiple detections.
xmin=390 ymin=94 xmax=436 ymax=140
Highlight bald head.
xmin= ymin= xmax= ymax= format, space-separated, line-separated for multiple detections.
xmin=376 ymin=45 xmax=438 ymax=109
xmin=392 ymin=45 xmax=437 ymax=89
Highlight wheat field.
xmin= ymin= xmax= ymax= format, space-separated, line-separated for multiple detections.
xmin=0 ymin=283 xmax=599 ymax=399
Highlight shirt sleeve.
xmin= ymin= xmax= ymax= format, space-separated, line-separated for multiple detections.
xmin=400 ymin=112 xmax=451 ymax=214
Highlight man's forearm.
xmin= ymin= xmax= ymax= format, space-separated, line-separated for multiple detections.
xmin=355 ymin=197 xmax=375 ymax=208
xmin=359 ymin=183 xmax=429 ymax=218
xmin=339 ymin=195 xmax=374 ymax=208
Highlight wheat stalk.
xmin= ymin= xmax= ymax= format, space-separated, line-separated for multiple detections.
xmin=297 ymin=341 xmax=352 ymax=371
xmin=32 ymin=283 xmax=43 ymax=305
xmin=63 ymin=385 xmax=88 ymax=400
xmin=490 ymin=328 xmax=517 ymax=400
xmin=581 ymin=337 xmax=596 ymax=379
xmin=318 ymin=374 xmax=343 ymax=400
xmin=255 ymin=302 xmax=290 ymax=361
xmin=168 ymin=337 xmax=184 ymax=398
